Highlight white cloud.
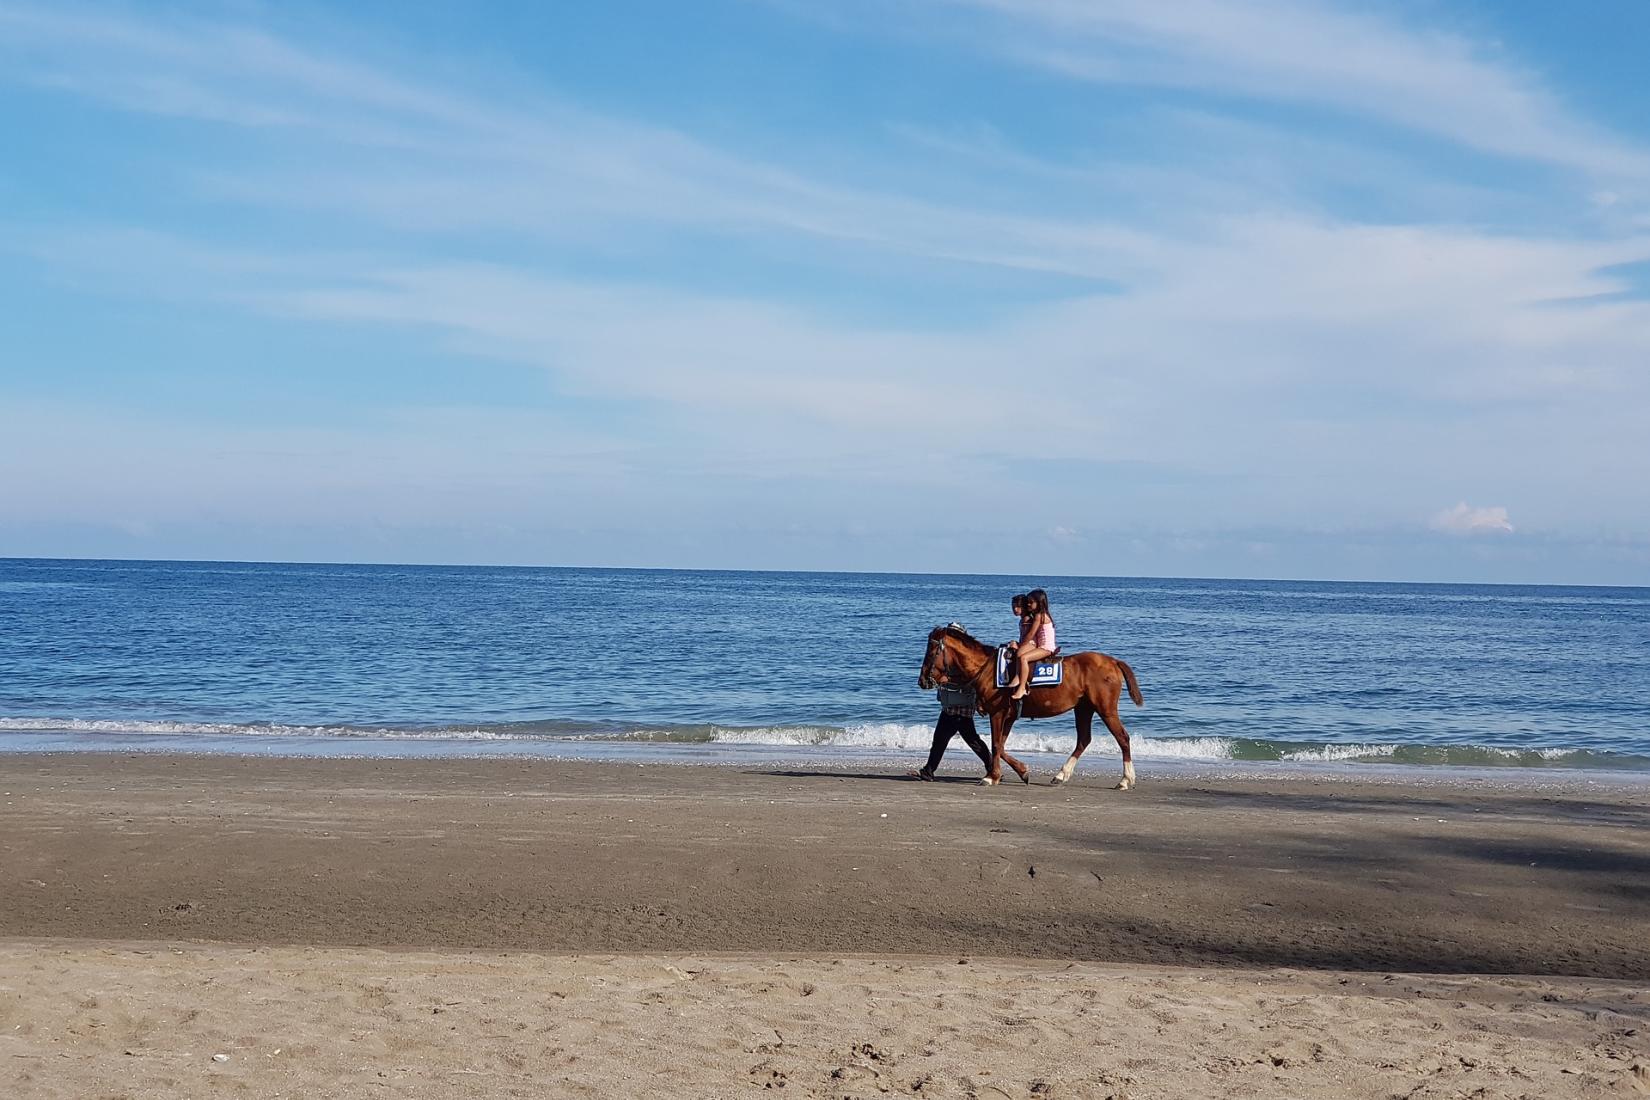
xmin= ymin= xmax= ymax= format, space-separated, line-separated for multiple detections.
xmin=1431 ymin=503 xmax=1515 ymax=537
xmin=0 ymin=2 xmax=1166 ymax=284
xmin=897 ymin=0 xmax=1650 ymax=182
xmin=15 ymin=202 xmax=1650 ymax=537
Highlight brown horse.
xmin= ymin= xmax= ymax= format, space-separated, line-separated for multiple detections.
xmin=917 ymin=625 xmax=1144 ymax=789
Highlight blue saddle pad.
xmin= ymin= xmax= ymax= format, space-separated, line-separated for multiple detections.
xmin=996 ymin=646 xmax=1063 ymax=689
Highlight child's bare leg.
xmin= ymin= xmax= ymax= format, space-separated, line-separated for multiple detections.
xmin=1012 ymin=651 xmax=1033 ymax=697
xmin=1011 ymin=646 xmax=1052 ymax=699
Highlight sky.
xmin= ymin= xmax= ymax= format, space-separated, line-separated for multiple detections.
xmin=1 ymin=1 xmax=1647 ymax=584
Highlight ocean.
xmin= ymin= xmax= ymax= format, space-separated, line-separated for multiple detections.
xmin=1 ymin=558 xmax=1647 ymax=772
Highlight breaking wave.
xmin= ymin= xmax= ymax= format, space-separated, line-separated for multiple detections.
xmin=3 ymin=715 xmax=1647 ymax=771
xmin=0 ymin=717 xmax=545 ymax=741
xmin=612 ymin=722 xmax=1238 ymax=760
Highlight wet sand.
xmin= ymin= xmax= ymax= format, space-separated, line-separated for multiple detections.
xmin=2 ymin=753 xmax=1648 ymax=1097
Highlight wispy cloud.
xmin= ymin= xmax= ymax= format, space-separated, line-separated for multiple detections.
xmin=24 ymin=212 xmax=1646 ymax=513
xmin=889 ymin=0 xmax=1650 ymax=182
xmin=0 ymin=2 xmax=1166 ymax=284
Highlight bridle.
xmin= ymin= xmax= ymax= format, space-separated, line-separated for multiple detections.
xmin=923 ymin=631 xmax=962 ymax=690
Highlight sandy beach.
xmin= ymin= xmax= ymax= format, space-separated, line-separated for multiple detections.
xmin=3 ymin=753 xmax=1648 ymax=1097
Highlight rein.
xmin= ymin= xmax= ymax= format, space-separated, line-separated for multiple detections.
xmin=929 ymin=632 xmax=987 ymax=692
xmin=930 ymin=631 xmax=1019 ymax=718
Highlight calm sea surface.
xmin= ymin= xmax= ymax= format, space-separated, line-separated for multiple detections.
xmin=2 ymin=558 xmax=1647 ymax=771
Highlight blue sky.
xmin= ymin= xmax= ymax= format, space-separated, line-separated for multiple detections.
xmin=1 ymin=0 xmax=1647 ymax=583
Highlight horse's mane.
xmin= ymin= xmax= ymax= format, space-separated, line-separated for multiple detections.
xmin=936 ymin=624 xmax=991 ymax=651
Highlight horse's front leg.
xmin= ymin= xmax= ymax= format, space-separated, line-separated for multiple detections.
xmin=981 ymin=709 xmax=1012 ymax=787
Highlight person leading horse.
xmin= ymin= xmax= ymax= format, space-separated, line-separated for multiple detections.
xmin=918 ymin=621 xmax=1144 ymax=789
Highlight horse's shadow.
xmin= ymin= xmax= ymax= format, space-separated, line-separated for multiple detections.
xmin=753 ymin=769 xmax=983 ymax=784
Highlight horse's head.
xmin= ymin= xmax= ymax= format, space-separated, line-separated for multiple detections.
xmin=918 ymin=624 xmax=958 ymax=691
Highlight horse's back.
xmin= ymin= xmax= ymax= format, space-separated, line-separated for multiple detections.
xmin=1064 ymin=649 xmax=1132 ymax=692
xmin=1064 ymin=649 xmax=1123 ymax=673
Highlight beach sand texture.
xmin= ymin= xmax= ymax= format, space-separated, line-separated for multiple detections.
xmin=5 ymin=944 xmax=1647 ymax=1099
xmin=2 ymin=754 xmax=1648 ymax=1097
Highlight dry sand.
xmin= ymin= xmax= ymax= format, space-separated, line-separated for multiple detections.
xmin=2 ymin=753 xmax=1648 ymax=1097
xmin=5 ymin=943 xmax=1647 ymax=1099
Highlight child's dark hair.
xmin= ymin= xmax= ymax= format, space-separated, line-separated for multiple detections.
xmin=1028 ymin=588 xmax=1051 ymax=620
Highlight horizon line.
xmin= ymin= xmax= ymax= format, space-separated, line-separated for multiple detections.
xmin=3 ymin=554 xmax=1643 ymax=592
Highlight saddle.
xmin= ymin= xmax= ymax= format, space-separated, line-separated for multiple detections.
xmin=995 ymin=645 xmax=1063 ymax=689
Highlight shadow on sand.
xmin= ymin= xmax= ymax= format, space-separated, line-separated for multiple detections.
xmin=753 ymin=768 xmax=988 ymax=785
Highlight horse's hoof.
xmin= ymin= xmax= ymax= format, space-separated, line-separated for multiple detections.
xmin=978 ymin=775 xmax=1000 ymax=787
xmin=1049 ymin=773 xmax=1065 ymax=786
xmin=1114 ymin=779 xmax=1134 ymax=791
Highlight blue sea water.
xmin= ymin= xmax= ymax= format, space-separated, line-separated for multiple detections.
xmin=1 ymin=558 xmax=1647 ymax=772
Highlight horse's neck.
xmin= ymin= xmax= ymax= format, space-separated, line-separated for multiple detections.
xmin=950 ymin=639 xmax=995 ymax=688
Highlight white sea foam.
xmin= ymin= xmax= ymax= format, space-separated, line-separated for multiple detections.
xmin=1455 ymin=745 xmax=1587 ymax=762
xmin=1278 ymin=743 xmax=1398 ymax=763
xmin=706 ymin=722 xmax=1234 ymax=759
xmin=0 ymin=715 xmax=1229 ymax=758
xmin=0 ymin=717 xmax=524 ymax=740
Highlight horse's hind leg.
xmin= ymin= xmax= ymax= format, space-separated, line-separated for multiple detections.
xmin=1102 ymin=699 xmax=1136 ymax=791
xmin=1052 ymin=701 xmax=1094 ymax=785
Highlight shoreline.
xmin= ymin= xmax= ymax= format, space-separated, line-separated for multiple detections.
xmin=5 ymin=733 xmax=1650 ymax=790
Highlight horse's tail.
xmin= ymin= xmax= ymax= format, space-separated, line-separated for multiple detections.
xmin=1118 ymin=659 xmax=1143 ymax=707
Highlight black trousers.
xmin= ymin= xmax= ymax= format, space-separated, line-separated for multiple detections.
xmin=924 ymin=711 xmax=993 ymax=774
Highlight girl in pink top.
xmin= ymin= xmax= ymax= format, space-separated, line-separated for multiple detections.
xmin=1008 ymin=588 xmax=1056 ymax=700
